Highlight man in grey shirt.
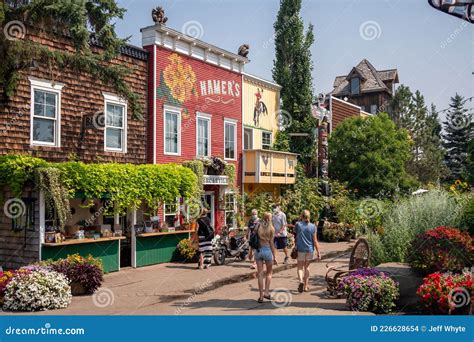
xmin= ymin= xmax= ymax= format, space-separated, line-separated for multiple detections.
xmin=272 ymin=204 xmax=289 ymax=264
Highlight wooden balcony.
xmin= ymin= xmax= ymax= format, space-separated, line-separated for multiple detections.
xmin=243 ymin=149 xmax=298 ymax=184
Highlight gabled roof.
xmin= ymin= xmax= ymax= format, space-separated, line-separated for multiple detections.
xmin=331 ymin=59 xmax=399 ymax=96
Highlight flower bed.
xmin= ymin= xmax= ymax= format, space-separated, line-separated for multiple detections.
xmin=322 ymin=222 xmax=353 ymax=242
xmin=417 ymin=272 xmax=473 ymax=315
xmin=409 ymin=226 xmax=473 ymax=275
xmin=44 ymin=254 xmax=104 ymax=295
xmin=339 ymin=268 xmax=399 ymax=313
xmin=3 ymin=269 xmax=71 ymax=312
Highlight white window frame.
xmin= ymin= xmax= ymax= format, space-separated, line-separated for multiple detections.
xmin=164 ymin=105 xmax=182 ymax=156
xmin=196 ymin=112 xmax=212 ymax=157
xmin=224 ymin=190 xmax=236 ymax=228
xmin=163 ymin=198 xmax=180 ymax=228
xmin=29 ymin=78 xmax=64 ymax=147
xmin=103 ymin=92 xmax=127 ymax=153
xmin=262 ymin=131 xmax=272 ymax=150
xmin=224 ymin=118 xmax=237 ymax=161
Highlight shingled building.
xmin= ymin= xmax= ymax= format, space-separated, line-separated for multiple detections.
xmin=331 ymin=59 xmax=399 ymax=115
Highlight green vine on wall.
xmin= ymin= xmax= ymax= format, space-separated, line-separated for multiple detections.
xmin=0 ymin=1 xmax=143 ymax=119
xmin=0 ymin=155 xmax=198 ymax=226
xmin=35 ymin=167 xmax=71 ymax=228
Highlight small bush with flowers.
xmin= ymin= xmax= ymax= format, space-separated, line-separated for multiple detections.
xmin=177 ymin=238 xmax=197 ymax=261
xmin=409 ymin=226 xmax=473 ymax=275
xmin=47 ymin=254 xmax=104 ymax=295
xmin=338 ymin=268 xmax=399 ymax=313
xmin=3 ymin=269 xmax=71 ymax=311
xmin=417 ymin=272 xmax=473 ymax=314
xmin=0 ymin=269 xmax=29 ymax=305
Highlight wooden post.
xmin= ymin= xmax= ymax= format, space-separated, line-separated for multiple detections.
xmin=131 ymin=207 xmax=137 ymax=268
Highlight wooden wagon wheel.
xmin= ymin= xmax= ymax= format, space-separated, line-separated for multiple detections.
xmin=348 ymin=237 xmax=370 ymax=270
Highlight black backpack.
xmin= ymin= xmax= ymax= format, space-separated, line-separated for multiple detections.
xmin=249 ymin=225 xmax=260 ymax=250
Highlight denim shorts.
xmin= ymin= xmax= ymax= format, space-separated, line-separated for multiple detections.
xmin=255 ymin=246 xmax=273 ymax=262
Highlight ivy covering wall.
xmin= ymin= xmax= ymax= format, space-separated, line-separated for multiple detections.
xmin=0 ymin=155 xmax=198 ymax=226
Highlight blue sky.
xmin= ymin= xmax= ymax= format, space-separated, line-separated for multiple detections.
xmin=116 ymin=0 xmax=472 ymax=117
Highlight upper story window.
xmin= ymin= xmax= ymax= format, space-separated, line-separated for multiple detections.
xmin=224 ymin=119 xmax=237 ymax=160
xmin=262 ymin=131 xmax=272 ymax=150
xmin=29 ymin=78 xmax=64 ymax=147
xmin=103 ymin=93 xmax=127 ymax=153
xmin=164 ymin=106 xmax=181 ymax=155
xmin=350 ymin=77 xmax=360 ymax=95
xmin=196 ymin=113 xmax=211 ymax=157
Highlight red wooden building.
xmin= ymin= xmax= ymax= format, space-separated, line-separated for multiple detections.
xmin=141 ymin=23 xmax=248 ymax=231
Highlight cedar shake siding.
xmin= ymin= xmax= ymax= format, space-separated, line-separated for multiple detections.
xmin=0 ymin=29 xmax=148 ymax=164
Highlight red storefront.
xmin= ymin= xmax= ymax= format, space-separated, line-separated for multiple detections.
xmin=141 ymin=24 xmax=248 ymax=231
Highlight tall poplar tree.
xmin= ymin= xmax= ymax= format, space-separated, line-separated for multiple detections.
xmin=272 ymin=0 xmax=316 ymax=170
xmin=443 ymin=94 xmax=472 ymax=181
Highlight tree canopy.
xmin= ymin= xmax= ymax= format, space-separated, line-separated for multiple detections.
xmin=328 ymin=113 xmax=412 ymax=197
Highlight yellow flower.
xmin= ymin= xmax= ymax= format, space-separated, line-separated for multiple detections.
xmin=455 ymin=179 xmax=462 ymax=186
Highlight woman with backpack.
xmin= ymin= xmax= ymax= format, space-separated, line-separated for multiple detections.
xmin=294 ymin=210 xmax=321 ymax=293
xmin=197 ymin=208 xmax=214 ymax=269
xmin=251 ymin=212 xmax=277 ymax=303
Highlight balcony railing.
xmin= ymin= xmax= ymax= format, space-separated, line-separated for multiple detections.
xmin=243 ymin=149 xmax=298 ymax=185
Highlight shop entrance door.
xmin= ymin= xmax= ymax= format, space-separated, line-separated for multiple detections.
xmin=201 ymin=193 xmax=215 ymax=228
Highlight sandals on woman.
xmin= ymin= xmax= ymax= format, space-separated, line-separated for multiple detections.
xmin=257 ymin=298 xmax=264 ymax=303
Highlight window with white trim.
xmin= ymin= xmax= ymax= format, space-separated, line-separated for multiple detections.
xmin=262 ymin=131 xmax=272 ymax=150
xmin=165 ymin=109 xmax=180 ymax=155
xmin=224 ymin=120 xmax=237 ymax=160
xmin=104 ymin=94 xmax=127 ymax=152
xmin=197 ymin=114 xmax=211 ymax=157
xmin=224 ymin=192 xmax=236 ymax=227
xmin=164 ymin=200 xmax=179 ymax=228
xmin=30 ymin=78 xmax=63 ymax=147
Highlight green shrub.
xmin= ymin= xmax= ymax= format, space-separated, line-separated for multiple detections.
xmin=177 ymin=239 xmax=197 ymax=260
xmin=460 ymin=196 xmax=474 ymax=235
xmin=369 ymin=190 xmax=465 ymax=264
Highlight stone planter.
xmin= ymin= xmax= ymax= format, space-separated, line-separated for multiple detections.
xmin=375 ymin=262 xmax=423 ymax=308
xmin=70 ymin=282 xmax=87 ymax=296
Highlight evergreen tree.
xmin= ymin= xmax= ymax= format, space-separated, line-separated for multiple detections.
xmin=388 ymin=85 xmax=414 ymax=129
xmin=443 ymin=94 xmax=472 ymax=181
xmin=389 ymin=86 xmax=444 ymax=183
xmin=272 ymin=0 xmax=316 ymax=170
